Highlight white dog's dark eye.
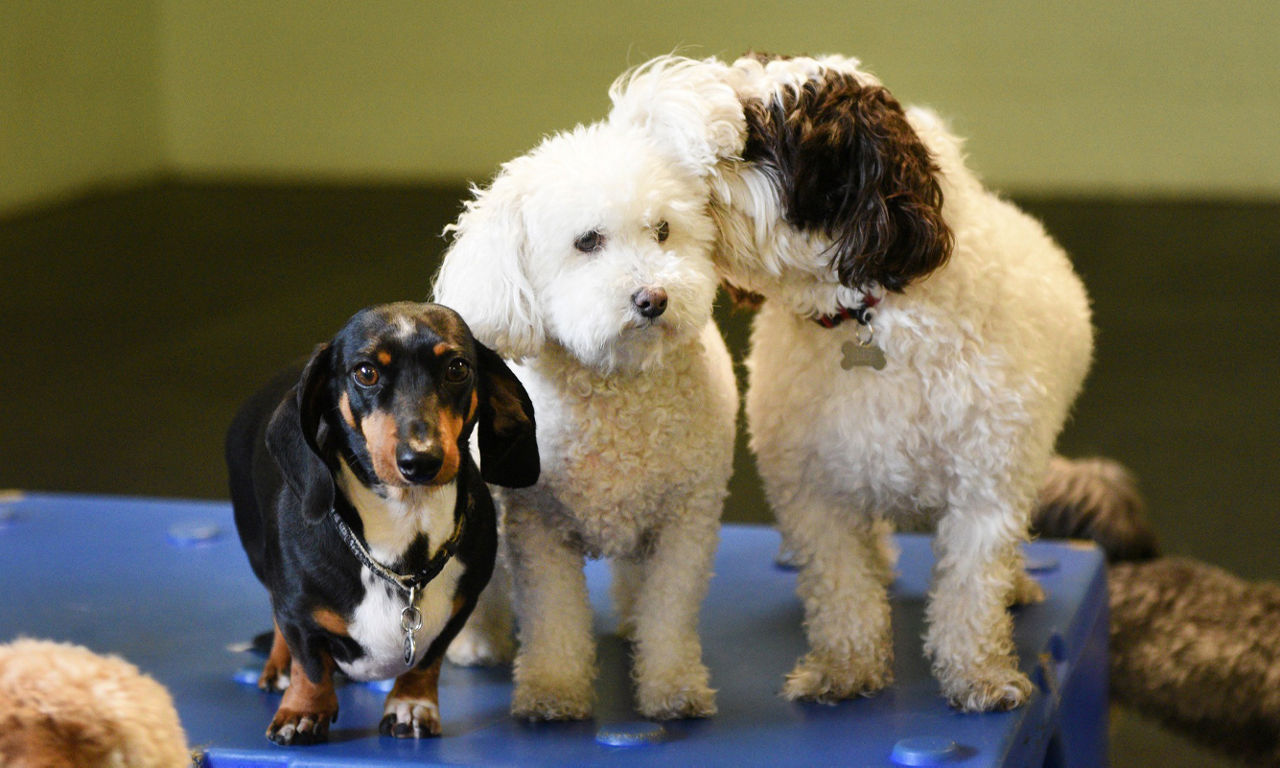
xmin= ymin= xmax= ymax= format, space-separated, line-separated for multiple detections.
xmin=574 ymin=230 xmax=605 ymax=253
xmin=654 ymin=220 xmax=670 ymax=243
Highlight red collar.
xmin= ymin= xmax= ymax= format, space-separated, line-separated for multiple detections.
xmin=812 ymin=293 xmax=880 ymax=329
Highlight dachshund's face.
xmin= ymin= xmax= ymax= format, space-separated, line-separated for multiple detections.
xmin=266 ymin=302 xmax=537 ymax=521
xmin=327 ymin=303 xmax=482 ymax=490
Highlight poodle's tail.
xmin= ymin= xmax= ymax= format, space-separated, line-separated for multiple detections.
xmin=1032 ymin=455 xmax=1157 ymax=562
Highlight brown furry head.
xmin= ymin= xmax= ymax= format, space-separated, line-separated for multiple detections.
xmin=740 ymin=67 xmax=953 ymax=293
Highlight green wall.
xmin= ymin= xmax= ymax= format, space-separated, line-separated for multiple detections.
xmin=1 ymin=0 xmax=163 ymax=214
xmin=4 ymin=0 xmax=1279 ymax=214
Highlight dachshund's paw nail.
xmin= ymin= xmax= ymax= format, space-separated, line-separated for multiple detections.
xmin=381 ymin=698 xmax=442 ymax=738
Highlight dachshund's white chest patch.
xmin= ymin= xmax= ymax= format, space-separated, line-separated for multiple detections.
xmin=338 ymin=559 xmax=464 ymax=681
xmin=335 ymin=464 xmax=466 ymax=681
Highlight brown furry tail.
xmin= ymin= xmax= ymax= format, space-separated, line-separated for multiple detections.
xmin=1032 ymin=455 xmax=1158 ymax=562
xmin=1108 ymin=557 xmax=1280 ymax=767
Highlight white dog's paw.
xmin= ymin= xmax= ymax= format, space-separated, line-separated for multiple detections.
xmin=635 ymin=666 xmax=717 ymax=720
xmin=446 ymin=624 xmax=515 ymax=667
xmin=1009 ymin=570 xmax=1047 ymax=606
xmin=781 ymin=650 xmax=892 ymax=703
xmin=510 ymin=676 xmax=594 ymax=721
xmin=939 ymin=664 xmax=1033 ymax=712
xmin=379 ymin=695 xmax=442 ymax=739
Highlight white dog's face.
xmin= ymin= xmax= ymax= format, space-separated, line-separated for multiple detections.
xmin=435 ymin=123 xmax=720 ymax=373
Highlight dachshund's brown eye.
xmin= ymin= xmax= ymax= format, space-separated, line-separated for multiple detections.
xmin=574 ymin=229 xmax=604 ymax=253
xmin=352 ymin=363 xmax=379 ymax=387
xmin=654 ymin=220 xmax=669 ymax=243
xmin=445 ymin=358 xmax=471 ymax=383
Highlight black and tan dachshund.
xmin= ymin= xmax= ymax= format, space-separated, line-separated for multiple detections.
xmin=225 ymin=302 xmax=538 ymax=744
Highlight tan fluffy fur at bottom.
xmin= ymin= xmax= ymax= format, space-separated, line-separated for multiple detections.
xmin=0 ymin=638 xmax=190 ymax=768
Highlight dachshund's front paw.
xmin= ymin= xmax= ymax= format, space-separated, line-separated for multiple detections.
xmin=266 ymin=704 xmax=338 ymax=745
xmin=380 ymin=695 xmax=442 ymax=738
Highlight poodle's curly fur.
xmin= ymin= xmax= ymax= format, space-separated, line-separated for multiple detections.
xmin=433 ymin=119 xmax=738 ymax=720
xmin=0 ymin=638 xmax=190 ymax=768
xmin=611 ymin=53 xmax=1094 ymax=712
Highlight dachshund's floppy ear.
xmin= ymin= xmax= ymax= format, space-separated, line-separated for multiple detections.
xmin=265 ymin=343 xmax=335 ymax=523
xmin=743 ymin=70 xmax=954 ymax=292
xmin=433 ymin=173 xmax=543 ymax=361
xmin=473 ymin=340 xmax=539 ymax=489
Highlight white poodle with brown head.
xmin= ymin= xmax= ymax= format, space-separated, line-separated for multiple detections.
xmin=611 ymin=53 xmax=1096 ymax=713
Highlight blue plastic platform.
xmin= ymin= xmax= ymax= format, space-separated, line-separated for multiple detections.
xmin=0 ymin=493 xmax=1107 ymax=767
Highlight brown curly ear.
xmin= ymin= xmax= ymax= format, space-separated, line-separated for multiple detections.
xmin=742 ymin=69 xmax=953 ymax=292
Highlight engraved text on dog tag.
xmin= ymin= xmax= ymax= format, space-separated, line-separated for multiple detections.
xmin=841 ymin=340 xmax=887 ymax=371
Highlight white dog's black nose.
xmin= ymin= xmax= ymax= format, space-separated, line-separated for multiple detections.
xmin=632 ymin=287 xmax=668 ymax=319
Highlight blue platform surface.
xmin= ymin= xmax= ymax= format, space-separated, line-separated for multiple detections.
xmin=0 ymin=493 xmax=1108 ymax=767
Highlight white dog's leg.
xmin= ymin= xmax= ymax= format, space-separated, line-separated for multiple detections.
xmin=925 ymin=498 xmax=1034 ymax=712
xmin=871 ymin=518 xmax=900 ymax=587
xmin=506 ymin=506 xmax=595 ymax=720
xmin=628 ymin=512 xmax=720 ymax=719
xmin=779 ymin=500 xmax=895 ymax=703
xmin=446 ymin=555 xmax=515 ymax=667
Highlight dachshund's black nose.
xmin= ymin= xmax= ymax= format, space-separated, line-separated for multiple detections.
xmin=632 ymin=287 xmax=668 ymax=319
xmin=396 ymin=446 xmax=444 ymax=483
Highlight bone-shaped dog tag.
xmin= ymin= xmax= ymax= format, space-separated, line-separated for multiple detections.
xmin=841 ymin=340 xmax=887 ymax=371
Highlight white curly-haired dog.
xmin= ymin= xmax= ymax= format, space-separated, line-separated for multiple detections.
xmin=432 ymin=118 xmax=738 ymax=720
xmin=610 ymin=53 xmax=1094 ymax=712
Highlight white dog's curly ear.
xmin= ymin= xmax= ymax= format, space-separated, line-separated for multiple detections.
xmin=433 ymin=180 xmax=544 ymax=361
xmin=608 ymin=55 xmax=745 ymax=177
